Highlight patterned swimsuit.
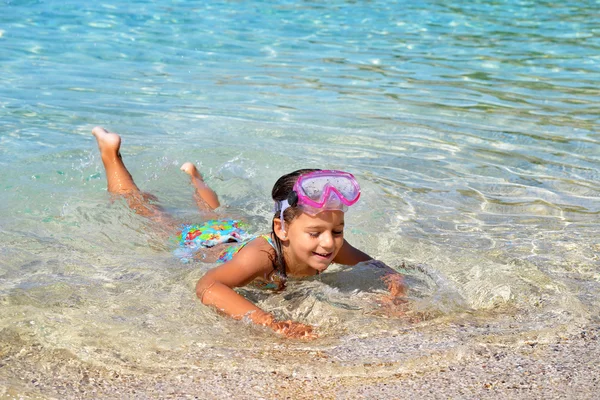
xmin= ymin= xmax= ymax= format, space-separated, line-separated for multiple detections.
xmin=174 ymin=219 xmax=252 ymax=262
xmin=175 ymin=219 xmax=283 ymax=290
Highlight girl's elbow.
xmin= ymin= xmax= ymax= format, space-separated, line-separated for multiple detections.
xmin=196 ymin=276 xmax=216 ymax=304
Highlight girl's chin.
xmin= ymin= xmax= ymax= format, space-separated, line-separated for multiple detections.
xmin=310 ymin=260 xmax=332 ymax=272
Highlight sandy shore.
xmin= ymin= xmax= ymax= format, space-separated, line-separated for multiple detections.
xmin=1 ymin=324 xmax=598 ymax=399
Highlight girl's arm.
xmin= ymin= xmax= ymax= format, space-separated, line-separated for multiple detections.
xmin=333 ymin=239 xmax=406 ymax=298
xmin=196 ymin=240 xmax=316 ymax=339
xmin=334 ymin=239 xmax=399 ymax=274
xmin=332 ymin=239 xmax=371 ymax=265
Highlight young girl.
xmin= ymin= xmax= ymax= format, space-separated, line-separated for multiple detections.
xmin=92 ymin=127 xmax=405 ymax=339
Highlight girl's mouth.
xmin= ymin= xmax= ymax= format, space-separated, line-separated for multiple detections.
xmin=313 ymin=251 xmax=333 ymax=259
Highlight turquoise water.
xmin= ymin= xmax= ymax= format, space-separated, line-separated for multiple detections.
xmin=1 ymin=0 xmax=599 ymax=396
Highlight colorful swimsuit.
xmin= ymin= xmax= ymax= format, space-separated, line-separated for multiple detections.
xmin=174 ymin=220 xmax=283 ymax=290
xmin=174 ymin=219 xmax=252 ymax=262
xmin=175 ymin=219 xmax=274 ymax=263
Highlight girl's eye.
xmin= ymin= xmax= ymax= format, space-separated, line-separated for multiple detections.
xmin=333 ymin=230 xmax=344 ymax=236
xmin=309 ymin=232 xmax=320 ymax=238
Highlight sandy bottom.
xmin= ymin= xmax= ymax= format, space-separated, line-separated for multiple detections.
xmin=1 ymin=324 xmax=598 ymax=399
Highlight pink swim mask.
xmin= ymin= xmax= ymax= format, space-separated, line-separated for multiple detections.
xmin=275 ymin=170 xmax=361 ymax=230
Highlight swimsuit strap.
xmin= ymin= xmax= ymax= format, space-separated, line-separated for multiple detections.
xmin=256 ymin=234 xmax=285 ymax=290
xmin=260 ymin=234 xmax=275 ymax=250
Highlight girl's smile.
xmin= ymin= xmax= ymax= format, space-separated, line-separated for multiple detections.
xmin=313 ymin=251 xmax=333 ymax=259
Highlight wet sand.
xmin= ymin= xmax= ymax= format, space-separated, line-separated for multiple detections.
xmin=1 ymin=324 xmax=598 ymax=399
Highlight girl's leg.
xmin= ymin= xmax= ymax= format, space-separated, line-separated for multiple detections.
xmin=92 ymin=127 xmax=169 ymax=221
xmin=180 ymin=162 xmax=220 ymax=211
xmin=92 ymin=127 xmax=139 ymax=193
xmin=180 ymin=163 xmax=247 ymax=262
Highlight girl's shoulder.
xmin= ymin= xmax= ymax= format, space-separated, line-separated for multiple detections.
xmin=240 ymin=235 xmax=285 ymax=290
xmin=218 ymin=234 xmax=276 ymax=268
xmin=206 ymin=234 xmax=277 ymax=289
xmin=239 ymin=234 xmax=276 ymax=258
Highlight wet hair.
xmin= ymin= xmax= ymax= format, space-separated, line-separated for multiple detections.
xmin=270 ymin=168 xmax=320 ymax=288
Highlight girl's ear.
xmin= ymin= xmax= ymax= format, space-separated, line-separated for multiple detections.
xmin=273 ymin=218 xmax=288 ymax=241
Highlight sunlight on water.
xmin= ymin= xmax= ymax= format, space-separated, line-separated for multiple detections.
xmin=1 ymin=0 xmax=599 ymax=397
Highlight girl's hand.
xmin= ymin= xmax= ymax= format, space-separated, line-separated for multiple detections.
xmin=373 ymin=273 xmax=408 ymax=318
xmin=254 ymin=313 xmax=318 ymax=340
xmin=362 ymin=259 xmax=408 ymax=300
xmin=269 ymin=320 xmax=318 ymax=340
xmin=382 ymin=273 xmax=406 ymax=301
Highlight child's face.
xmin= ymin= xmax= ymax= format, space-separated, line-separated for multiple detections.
xmin=285 ymin=210 xmax=345 ymax=275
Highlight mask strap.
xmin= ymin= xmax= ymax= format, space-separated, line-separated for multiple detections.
xmin=275 ymin=199 xmax=290 ymax=233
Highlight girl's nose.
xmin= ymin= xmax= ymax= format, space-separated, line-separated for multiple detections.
xmin=320 ymin=232 xmax=334 ymax=250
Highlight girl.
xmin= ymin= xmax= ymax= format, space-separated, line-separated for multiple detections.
xmin=92 ymin=127 xmax=405 ymax=339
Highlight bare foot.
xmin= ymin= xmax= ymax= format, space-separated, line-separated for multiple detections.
xmin=92 ymin=126 xmax=121 ymax=158
xmin=91 ymin=126 xmax=141 ymax=194
xmin=180 ymin=162 xmax=204 ymax=181
xmin=91 ymin=126 xmax=177 ymax=226
xmin=181 ymin=162 xmax=220 ymax=210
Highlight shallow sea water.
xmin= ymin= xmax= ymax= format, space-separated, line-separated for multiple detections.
xmin=1 ymin=0 xmax=599 ymax=397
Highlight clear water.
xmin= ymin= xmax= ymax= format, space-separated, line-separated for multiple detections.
xmin=1 ymin=0 xmax=599 ymax=395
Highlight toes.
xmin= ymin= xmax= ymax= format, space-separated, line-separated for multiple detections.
xmin=92 ymin=126 xmax=108 ymax=137
xmin=180 ymin=162 xmax=193 ymax=173
xmin=180 ymin=162 xmax=202 ymax=179
xmin=92 ymin=126 xmax=121 ymax=153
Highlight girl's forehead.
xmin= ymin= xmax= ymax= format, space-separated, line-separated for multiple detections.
xmin=292 ymin=210 xmax=345 ymax=227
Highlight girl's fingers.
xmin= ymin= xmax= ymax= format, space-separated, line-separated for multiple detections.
xmin=383 ymin=273 xmax=406 ymax=297
xmin=270 ymin=320 xmax=318 ymax=340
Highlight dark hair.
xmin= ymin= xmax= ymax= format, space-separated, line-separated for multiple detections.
xmin=270 ymin=168 xmax=320 ymax=289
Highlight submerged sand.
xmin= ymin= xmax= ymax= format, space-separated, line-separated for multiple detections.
xmin=1 ymin=324 xmax=598 ymax=399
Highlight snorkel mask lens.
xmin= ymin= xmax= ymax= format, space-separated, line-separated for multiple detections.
xmin=294 ymin=170 xmax=361 ymax=211
xmin=274 ymin=170 xmax=361 ymax=232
